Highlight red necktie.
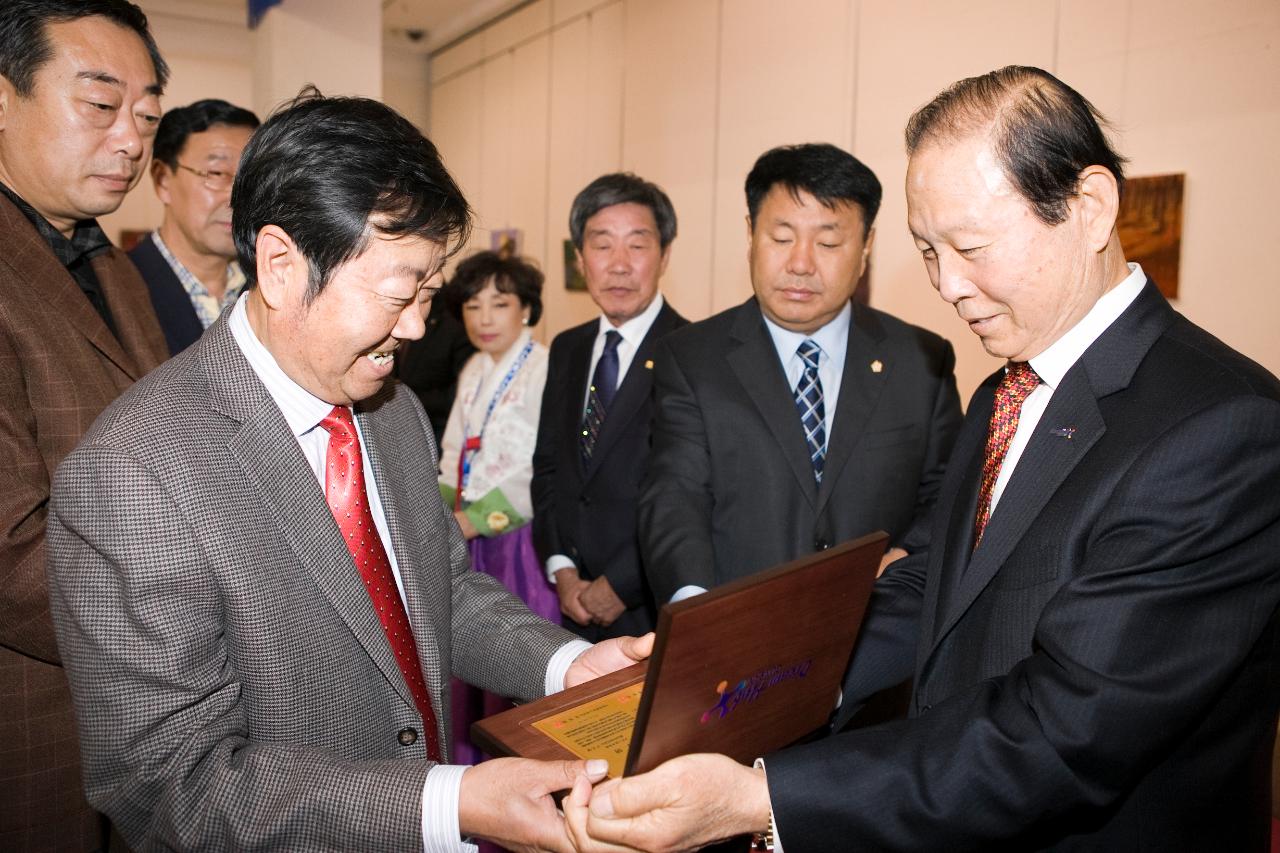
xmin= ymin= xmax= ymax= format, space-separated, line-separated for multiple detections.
xmin=321 ymin=405 xmax=441 ymax=760
xmin=973 ymin=362 xmax=1041 ymax=548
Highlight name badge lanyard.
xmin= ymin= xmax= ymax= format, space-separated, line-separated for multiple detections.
xmin=455 ymin=339 xmax=535 ymax=510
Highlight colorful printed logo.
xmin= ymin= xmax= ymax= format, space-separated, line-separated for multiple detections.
xmin=699 ymin=660 xmax=812 ymax=724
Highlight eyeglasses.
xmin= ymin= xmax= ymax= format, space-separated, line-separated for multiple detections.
xmin=175 ymin=162 xmax=235 ymax=192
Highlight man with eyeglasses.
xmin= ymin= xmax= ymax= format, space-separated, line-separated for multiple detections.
xmin=130 ymin=98 xmax=259 ymax=355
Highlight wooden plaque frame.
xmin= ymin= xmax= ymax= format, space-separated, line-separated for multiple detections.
xmin=471 ymin=532 xmax=887 ymax=775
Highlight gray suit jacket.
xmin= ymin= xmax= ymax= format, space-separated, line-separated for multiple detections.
xmin=47 ymin=315 xmax=575 ymax=851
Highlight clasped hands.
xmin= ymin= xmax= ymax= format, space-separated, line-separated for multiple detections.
xmin=555 ymin=567 xmax=627 ymax=627
xmin=461 ymin=752 xmax=768 ymax=853
xmin=459 ymin=633 xmax=772 ymax=852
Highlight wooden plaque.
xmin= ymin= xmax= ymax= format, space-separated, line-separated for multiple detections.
xmin=472 ymin=532 xmax=887 ymax=775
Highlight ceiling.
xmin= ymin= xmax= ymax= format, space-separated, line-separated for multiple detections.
xmin=147 ymin=0 xmax=526 ymax=53
xmin=382 ymin=0 xmax=526 ymax=51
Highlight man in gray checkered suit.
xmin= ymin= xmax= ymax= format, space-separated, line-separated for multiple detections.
xmin=46 ymin=92 xmax=651 ymax=852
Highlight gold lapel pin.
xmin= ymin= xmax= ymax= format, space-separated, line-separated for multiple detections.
xmin=870 ymin=359 xmax=883 ymax=373
xmin=644 ymin=359 xmax=654 ymax=370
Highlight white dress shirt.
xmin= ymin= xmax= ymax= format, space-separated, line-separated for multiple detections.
xmin=761 ymin=299 xmax=852 ymax=439
xmin=229 ymin=296 xmax=589 ymax=852
xmin=988 ymin=263 xmax=1147 ymax=514
xmin=669 ymin=301 xmax=853 ymax=604
xmin=546 ymin=293 xmax=667 ymax=581
xmin=579 ymin=292 xmax=667 ymax=414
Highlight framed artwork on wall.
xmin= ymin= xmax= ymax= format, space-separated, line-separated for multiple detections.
xmin=562 ymin=239 xmax=587 ymax=291
xmin=1116 ymin=173 xmax=1184 ymax=300
xmin=490 ymin=228 xmax=522 ymax=258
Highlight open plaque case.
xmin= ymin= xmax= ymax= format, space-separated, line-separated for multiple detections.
xmin=471 ymin=531 xmax=887 ymax=777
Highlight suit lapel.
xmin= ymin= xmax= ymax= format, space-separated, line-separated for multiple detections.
xmin=932 ymin=377 xmax=1105 ymax=648
xmin=559 ymin=325 xmax=595 ymax=480
xmin=924 ymin=280 xmax=1175 ymax=655
xmin=0 ymin=199 xmax=140 ymax=378
xmin=206 ymin=321 xmax=421 ymax=713
xmin=95 ymin=248 xmax=167 ymax=375
xmin=583 ymin=304 xmax=678 ymax=480
xmin=359 ymin=399 xmax=449 ymax=707
xmin=726 ymin=301 xmax=818 ymax=507
xmin=817 ymin=304 xmax=888 ymax=512
xmin=917 ymin=383 xmax=993 ymax=654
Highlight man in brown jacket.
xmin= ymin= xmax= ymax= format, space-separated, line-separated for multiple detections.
xmin=0 ymin=2 xmax=169 ymax=849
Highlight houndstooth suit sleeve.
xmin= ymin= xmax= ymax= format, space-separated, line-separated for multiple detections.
xmin=46 ymin=319 xmax=577 ymax=851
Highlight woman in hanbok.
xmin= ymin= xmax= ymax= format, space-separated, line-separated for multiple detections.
xmin=436 ymin=250 xmax=557 ymax=765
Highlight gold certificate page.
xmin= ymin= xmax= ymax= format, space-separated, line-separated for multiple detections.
xmin=529 ymin=682 xmax=644 ymax=777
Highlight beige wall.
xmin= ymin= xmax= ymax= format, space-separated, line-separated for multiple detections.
xmin=99 ymin=7 xmax=253 ymax=248
xmin=103 ymin=1 xmax=426 ymax=249
xmin=430 ymin=0 xmax=1280 ymax=399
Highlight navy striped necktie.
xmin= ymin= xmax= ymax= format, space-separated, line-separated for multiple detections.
xmin=794 ymin=339 xmax=826 ymax=482
xmin=581 ymin=330 xmax=622 ymax=464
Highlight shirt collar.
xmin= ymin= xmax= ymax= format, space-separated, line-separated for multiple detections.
xmin=0 ymin=180 xmax=110 ymax=268
xmin=151 ymin=229 xmax=245 ymax=302
xmin=1028 ymin=263 xmax=1147 ymax=389
xmin=761 ymin=299 xmax=853 ymax=366
xmin=228 ymin=292 xmax=334 ymax=438
xmin=595 ymin=292 xmax=665 ymax=348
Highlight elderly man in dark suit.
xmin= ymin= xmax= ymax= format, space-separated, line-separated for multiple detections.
xmin=0 ymin=2 xmax=171 ymax=849
xmin=47 ymin=93 xmax=648 ymax=852
xmin=639 ymin=143 xmax=963 ymax=605
xmin=533 ymin=173 xmax=687 ymax=640
xmin=567 ymin=66 xmax=1280 ymax=853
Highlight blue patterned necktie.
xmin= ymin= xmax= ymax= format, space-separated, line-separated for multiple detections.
xmin=581 ymin=330 xmax=622 ymax=464
xmin=794 ymin=339 xmax=827 ymax=482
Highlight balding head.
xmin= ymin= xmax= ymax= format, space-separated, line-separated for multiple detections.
xmin=905 ymin=65 xmax=1126 ymax=226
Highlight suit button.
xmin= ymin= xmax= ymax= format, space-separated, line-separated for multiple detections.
xmin=814 ymin=538 xmax=831 ymax=551
xmin=921 ymin=704 xmax=933 ymax=714
xmin=580 ymin=496 xmax=592 ymax=506
xmin=398 ymin=727 xmax=418 ymax=746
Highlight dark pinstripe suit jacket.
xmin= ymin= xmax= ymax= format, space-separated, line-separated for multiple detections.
xmin=639 ymin=297 xmax=963 ymax=604
xmin=47 ymin=315 xmax=575 ymax=851
xmin=768 ymin=281 xmax=1280 ymax=852
xmin=0 ymin=194 xmax=168 ymax=851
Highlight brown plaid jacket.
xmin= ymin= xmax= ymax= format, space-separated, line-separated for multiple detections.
xmin=0 ymin=193 xmax=168 ymax=851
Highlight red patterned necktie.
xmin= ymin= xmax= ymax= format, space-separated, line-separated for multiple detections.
xmin=973 ymin=362 xmax=1041 ymax=548
xmin=321 ymin=405 xmax=441 ymax=760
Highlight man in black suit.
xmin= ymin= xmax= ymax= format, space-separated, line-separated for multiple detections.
xmin=395 ymin=294 xmax=475 ymax=444
xmin=129 ymin=98 xmax=259 ymax=355
xmin=639 ymin=144 xmax=962 ymax=605
xmin=532 ymin=173 xmax=687 ymax=640
xmin=567 ymin=66 xmax=1280 ymax=853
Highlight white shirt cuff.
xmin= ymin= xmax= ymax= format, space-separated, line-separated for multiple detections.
xmin=545 ymin=554 xmax=576 ymax=584
xmin=545 ymin=639 xmax=594 ymax=695
xmin=753 ymin=757 xmax=783 ymax=853
xmin=670 ymin=584 xmax=707 ymax=603
xmin=421 ymin=764 xmax=476 ymax=853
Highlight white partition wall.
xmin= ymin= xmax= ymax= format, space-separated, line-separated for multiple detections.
xmin=852 ymin=2 xmax=1061 ymax=394
xmin=544 ymin=4 xmax=627 ymax=333
xmin=428 ymin=0 xmax=1280 ymax=395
